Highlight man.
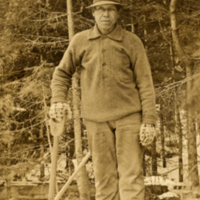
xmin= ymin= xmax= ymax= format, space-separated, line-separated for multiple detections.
xmin=50 ymin=0 xmax=157 ymax=199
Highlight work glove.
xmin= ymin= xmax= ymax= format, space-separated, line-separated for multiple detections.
xmin=49 ymin=102 xmax=70 ymax=122
xmin=139 ymin=124 xmax=156 ymax=146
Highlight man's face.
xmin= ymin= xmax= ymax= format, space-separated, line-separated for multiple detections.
xmin=92 ymin=5 xmax=120 ymax=33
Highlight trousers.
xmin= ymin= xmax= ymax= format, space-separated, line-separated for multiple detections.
xmin=84 ymin=114 xmax=145 ymax=200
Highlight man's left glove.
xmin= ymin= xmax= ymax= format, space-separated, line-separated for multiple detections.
xmin=139 ymin=124 xmax=156 ymax=146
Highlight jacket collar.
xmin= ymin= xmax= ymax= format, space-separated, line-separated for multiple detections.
xmin=87 ymin=24 xmax=123 ymax=41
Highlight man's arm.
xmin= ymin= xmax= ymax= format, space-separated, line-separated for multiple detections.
xmin=49 ymin=35 xmax=82 ymax=130
xmin=51 ymin=36 xmax=80 ymax=104
xmin=132 ymin=37 xmax=157 ymax=125
xmin=130 ymin=36 xmax=157 ymax=146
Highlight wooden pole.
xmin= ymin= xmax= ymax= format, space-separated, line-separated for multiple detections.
xmin=48 ymin=137 xmax=59 ymax=200
xmin=48 ymin=117 xmax=66 ymax=200
xmin=55 ymin=151 xmax=91 ymax=200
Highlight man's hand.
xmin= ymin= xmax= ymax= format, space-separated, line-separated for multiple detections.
xmin=139 ymin=124 xmax=156 ymax=146
xmin=49 ymin=102 xmax=70 ymax=122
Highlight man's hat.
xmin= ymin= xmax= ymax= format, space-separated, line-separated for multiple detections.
xmin=86 ymin=0 xmax=126 ymax=9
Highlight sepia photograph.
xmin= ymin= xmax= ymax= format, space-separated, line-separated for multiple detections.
xmin=0 ymin=0 xmax=200 ymax=199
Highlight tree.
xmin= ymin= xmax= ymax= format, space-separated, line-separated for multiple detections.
xmin=67 ymin=0 xmax=91 ymax=200
xmin=170 ymin=0 xmax=199 ymax=187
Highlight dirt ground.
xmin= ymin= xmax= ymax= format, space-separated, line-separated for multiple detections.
xmin=0 ymin=183 xmax=181 ymax=200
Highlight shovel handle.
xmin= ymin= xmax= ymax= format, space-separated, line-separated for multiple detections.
xmin=48 ymin=136 xmax=59 ymax=200
xmin=48 ymin=116 xmax=66 ymax=200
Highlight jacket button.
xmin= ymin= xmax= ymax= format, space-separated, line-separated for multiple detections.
xmin=102 ymin=63 xmax=106 ymax=66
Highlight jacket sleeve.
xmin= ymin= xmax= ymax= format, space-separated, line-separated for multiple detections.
xmin=132 ymin=37 xmax=157 ymax=125
xmin=51 ymin=35 xmax=80 ymax=104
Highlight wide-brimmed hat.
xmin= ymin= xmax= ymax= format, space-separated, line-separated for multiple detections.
xmin=86 ymin=0 xmax=126 ymax=9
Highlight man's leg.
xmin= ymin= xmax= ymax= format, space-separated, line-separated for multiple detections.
xmin=116 ymin=115 xmax=145 ymax=200
xmin=84 ymin=120 xmax=119 ymax=200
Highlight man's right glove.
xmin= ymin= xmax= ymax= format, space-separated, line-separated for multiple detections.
xmin=49 ymin=102 xmax=70 ymax=122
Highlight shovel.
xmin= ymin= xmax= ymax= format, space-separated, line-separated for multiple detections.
xmin=48 ymin=115 xmax=66 ymax=200
xmin=48 ymin=115 xmax=91 ymax=200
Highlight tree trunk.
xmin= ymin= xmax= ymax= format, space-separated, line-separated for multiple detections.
xmin=67 ymin=0 xmax=91 ymax=199
xmin=72 ymin=74 xmax=91 ymax=200
xmin=130 ymin=0 xmax=135 ymax=33
xmin=46 ymin=0 xmax=49 ymax=7
xmin=6 ymin=142 xmax=11 ymax=200
xmin=0 ymin=66 xmax=3 ymax=95
xmin=143 ymin=150 xmax=146 ymax=176
xmin=176 ymin=104 xmax=183 ymax=182
xmin=151 ymin=138 xmax=157 ymax=175
xmin=170 ymin=0 xmax=199 ymax=186
xmin=40 ymin=122 xmax=45 ymax=180
xmin=160 ymin=103 xmax=166 ymax=168
xmin=170 ymin=38 xmax=183 ymax=181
